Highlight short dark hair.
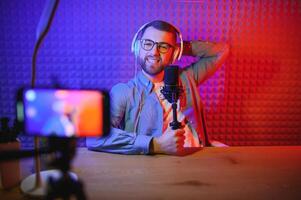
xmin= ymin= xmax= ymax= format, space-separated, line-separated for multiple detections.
xmin=137 ymin=20 xmax=178 ymax=41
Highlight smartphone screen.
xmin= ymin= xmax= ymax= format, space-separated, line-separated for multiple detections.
xmin=17 ymin=88 xmax=110 ymax=138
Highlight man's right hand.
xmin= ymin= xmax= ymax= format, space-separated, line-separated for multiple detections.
xmin=151 ymin=127 xmax=185 ymax=155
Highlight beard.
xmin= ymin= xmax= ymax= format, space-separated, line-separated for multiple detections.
xmin=138 ymin=55 xmax=164 ymax=76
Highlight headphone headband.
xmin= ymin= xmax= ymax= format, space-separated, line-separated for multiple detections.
xmin=131 ymin=21 xmax=183 ymax=62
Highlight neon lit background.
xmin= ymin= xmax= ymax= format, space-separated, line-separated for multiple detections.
xmin=0 ymin=0 xmax=300 ymax=147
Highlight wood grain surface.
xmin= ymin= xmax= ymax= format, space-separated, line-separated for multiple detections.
xmin=1 ymin=146 xmax=301 ymax=200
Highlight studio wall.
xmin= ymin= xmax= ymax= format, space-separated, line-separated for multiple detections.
xmin=0 ymin=0 xmax=300 ymax=148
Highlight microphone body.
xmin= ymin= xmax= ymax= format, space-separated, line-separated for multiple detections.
xmin=160 ymin=66 xmax=183 ymax=130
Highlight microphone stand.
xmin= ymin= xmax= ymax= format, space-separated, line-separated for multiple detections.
xmin=170 ymin=93 xmax=182 ymax=130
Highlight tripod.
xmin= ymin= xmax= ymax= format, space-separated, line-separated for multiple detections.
xmin=46 ymin=137 xmax=86 ymax=200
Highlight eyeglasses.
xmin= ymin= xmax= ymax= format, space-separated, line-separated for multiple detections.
xmin=140 ymin=39 xmax=174 ymax=54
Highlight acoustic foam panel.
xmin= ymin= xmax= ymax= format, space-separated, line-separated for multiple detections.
xmin=0 ymin=0 xmax=300 ymax=148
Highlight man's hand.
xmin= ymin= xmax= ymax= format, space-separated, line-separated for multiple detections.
xmin=152 ymin=127 xmax=185 ymax=155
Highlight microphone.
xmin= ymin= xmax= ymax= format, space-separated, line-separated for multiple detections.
xmin=160 ymin=65 xmax=183 ymax=130
xmin=160 ymin=65 xmax=183 ymax=103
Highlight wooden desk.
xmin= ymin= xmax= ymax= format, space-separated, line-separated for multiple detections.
xmin=1 ymin=146 xmax=301 ymax=199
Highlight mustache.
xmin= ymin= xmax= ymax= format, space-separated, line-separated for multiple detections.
xmin=144 ymin=55 xmax=161 ymax=61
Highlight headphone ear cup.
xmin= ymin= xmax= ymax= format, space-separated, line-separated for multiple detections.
xmin=134 ymin=40 xmax=139 ymax=57
xmin=172 ymin=47 xmax=179 ymax=63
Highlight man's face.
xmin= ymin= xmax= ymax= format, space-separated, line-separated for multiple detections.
xmin=137 ymin=27 xmax=177 ymax=76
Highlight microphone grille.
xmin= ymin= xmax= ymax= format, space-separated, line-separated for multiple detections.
xmin=164 ymin=65 xmax=179 ymax=86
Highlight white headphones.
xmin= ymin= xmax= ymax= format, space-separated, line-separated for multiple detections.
xmin=131 ymin=21 xmax=183 ymax=63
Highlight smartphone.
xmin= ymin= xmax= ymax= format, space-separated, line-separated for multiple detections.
xmin=16 ymin=88 xmax=110 ymax=138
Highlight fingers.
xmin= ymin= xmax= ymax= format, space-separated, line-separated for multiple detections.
xmin=176 ymin=141 xmax=184 ymax=150
xmin=175 ymin=129 xmax=185 ymax=141
xmin=175 ymin=129 xmax=185 ymax=136
xmin=160 ymin=127 xmax=186 ymax=155
xmin=176 ymin=134 xmax=185 ymax=144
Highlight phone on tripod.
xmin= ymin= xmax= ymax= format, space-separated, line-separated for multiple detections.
xmin=16 ymin=88 xmax=110 ymax=138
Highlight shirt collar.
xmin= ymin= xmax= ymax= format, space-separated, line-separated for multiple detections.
xmin=137 ymin=71 xmax=153 ymax=94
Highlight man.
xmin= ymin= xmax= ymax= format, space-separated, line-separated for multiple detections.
xmin=87 ymin=20 xmax=229 ymax=155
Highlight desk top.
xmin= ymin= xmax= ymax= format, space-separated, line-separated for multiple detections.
xmin=73 ymin=146 xmax=301 ymax=200
xmin=1 ymin=146 xmax=301 ymax=199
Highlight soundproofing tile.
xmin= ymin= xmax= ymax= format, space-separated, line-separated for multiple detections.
xmin=0 ymin=0 xmax=301 ymax=148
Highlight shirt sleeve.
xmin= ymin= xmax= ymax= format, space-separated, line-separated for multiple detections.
xmin=183 ymin=40 xmax=230 ymax=85
xmin=86 ymin=83 xmax=153 ymax=155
